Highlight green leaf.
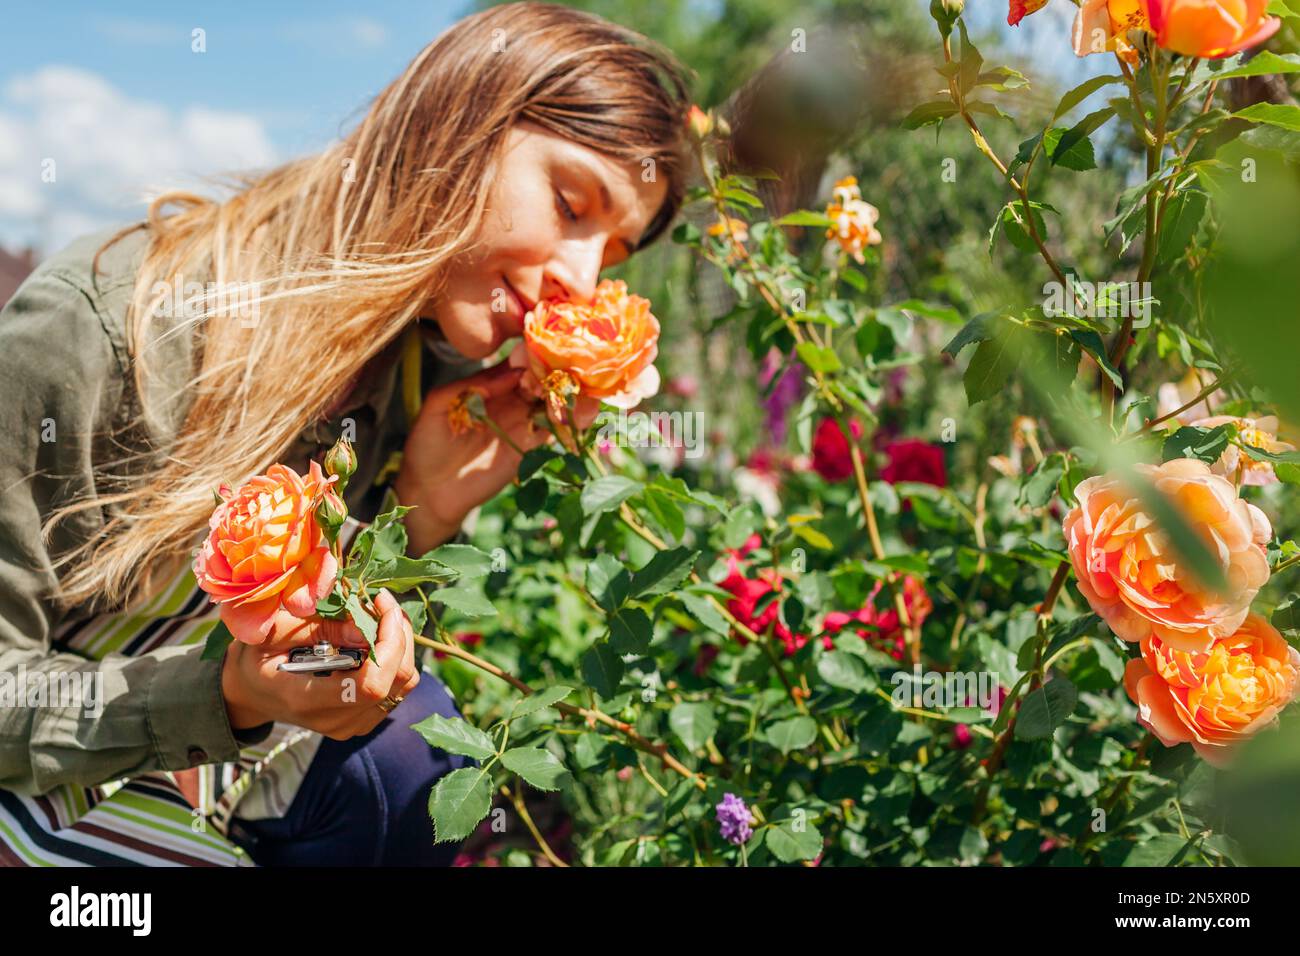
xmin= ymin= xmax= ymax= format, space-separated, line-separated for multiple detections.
xmin=588 ymin=553 xmax=631 ymax=610
xmin=963 ymin=332 xmax=1017 ymax=405
xmin=517 ymin=446 xmax=560 ymax=482
xmin=1018 ymin=453 xmax=1066 ymax=508
xmin=1215 ymin=51 xmax=1300 ymax=80
xmin=367 ymin=555 xmax=458 ymax=593
xmin=764 ymin=715 xmax=818 ymax=754
xmin=1121 ymin=833 xmax=1194 ymax=867
xmin=902 ymin=99 xmax=958 ymax=129
xmin=200 ymin=620 xmax=235 ymax=661
xmin=1156 ymin=190 xmax=1209 ymax=264
xmin=680 ymin=590 xmax=730 ymax=636
xmin=1161 ymin=424 xmax=1234 ymax=464
xmin=1235 ymin=102 xmax=1300 ymax=131
xmin=581 ymin=643 xmax=625 ymax=698
xmin=775 ymin=210 xmax=833 ymax=228
xmin=411 ymin=713 xmax=497 ymax=761
xmin=1014 ymin=679 xmax=1078 ymax=740
xmin=1068 ymin=330 xmax=1124 ymax=389
xmin=766 ymin=818 xmax=823 ymax=862
xmin=580 ymin=475 xmax=641 ymax=516
xmin=630 ymin=547 xmax=699 ymax=599
xmin=941 ymin=312 xmax=996 ymax=357
xmin=345 ymin=593 xmax=379 ymax=659
xmin=428 ymin=767 xmax=492 ymax=843
xmin=1051 ymin=74 xmax=1123 ymax=122
xmin=816 ymin=650 xmax=877 ymax=693
xmin=510 ymin=685 xmax=573 ymax=720
xmin=500 ymin=747 xmax=572 ymax=792
xmin=516 ymin=478 xmax=548 ymax=517
xmin=668 ymin=701 xmax=717 ymax=751
xmin=609 ymin=606 xmax=653 ymax=655
xmin=425 ymin=543 xmax=494 ymax=579
xmin=795 ymin=341 xmax=843 ymax=374
xmin=431 ymin=585 xmax=498 ymax=618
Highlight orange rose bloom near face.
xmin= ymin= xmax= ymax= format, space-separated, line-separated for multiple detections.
xmin=1125 ymin=614 xmax=1300 ymax=766
xmin=1141 ymin=0 xmax=1280 ymax=58
xmin=520 ymin=278 xmax=660 ymax=409
xmin=193 ymin=461 xmax=340 ymax=644
xmin=1062 ymin=458 xmax=1271 ymax=654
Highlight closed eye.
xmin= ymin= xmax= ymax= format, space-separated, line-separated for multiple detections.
xmin=555 ymin=190 xmax=579 ymax=223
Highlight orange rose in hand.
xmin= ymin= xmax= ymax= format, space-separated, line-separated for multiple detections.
xmin=1125 ymin=614 xmax=1300 ymax=766
xmin=1141 ymin=0 xmax=1280 ymax=58
xmin=518 ymin=278 xmax=660 ymax=409
xmin=194 ymin=461 xmax=340 ymax=644
xmin=1063 ymin=458 xmax=1271 ymax=654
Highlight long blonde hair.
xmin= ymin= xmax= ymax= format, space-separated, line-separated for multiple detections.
xmin=45 ymin=1 xmax=690 ymax=614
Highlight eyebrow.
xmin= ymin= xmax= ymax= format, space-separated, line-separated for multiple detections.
xmin=569 ymin=155 xmax=635 ymax=259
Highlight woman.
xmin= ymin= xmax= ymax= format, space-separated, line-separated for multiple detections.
xmin=0 ymin=2 xmax=689 ymax=866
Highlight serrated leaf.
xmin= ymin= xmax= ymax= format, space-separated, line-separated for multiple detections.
xmin=510 ymin=685 xmax=573 ymax=720
xmin=1014 ymin=679 xmax=1078 ymax=740
xmin=501 ymin=747 xmax=572 ymax=791
xmin=580 ymin=475 xmax=641 ymax=515
xmin=609 ymin=606 xmax=653 ymax=655
xmin=411 ymin=713 xmax=497 ymax=761
xmin=630 ymin=547 xmax=699 ymax=599
xmin=346 ymin=593 xmax=379 ymax=660
xmin=431 ymin=585 xmax=497 ymax=618
xmin=581 ymin=643 xmax=625 ymax=698
xmin=428 ymin=767 xmax=492 ymax=843
xmin=816 ymin=650 xmax=877 ymax=693
xmin=425 ymin=543 xmax=494 ymax=579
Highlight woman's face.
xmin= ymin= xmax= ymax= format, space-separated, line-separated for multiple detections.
xmin=427 ymin=122 xmax=669 ymax=360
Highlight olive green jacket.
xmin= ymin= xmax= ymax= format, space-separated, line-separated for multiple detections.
xmin=0 ymin=225 xmax=471 ymax=796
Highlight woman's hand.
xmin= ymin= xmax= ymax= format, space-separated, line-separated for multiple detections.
xmin=392 ymin=361 xmax=548 ymax=555
xmin=220 ymin=589 xmax=419 ymax=739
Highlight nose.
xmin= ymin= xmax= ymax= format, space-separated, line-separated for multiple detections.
xmin=540 ymin=235 xmax=604 ymax=304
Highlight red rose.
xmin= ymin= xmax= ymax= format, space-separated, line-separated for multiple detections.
xmin=811 ymin=418 xmax=863 ymax=483
xmin=880 ymin=439 xmax=947 ymax=488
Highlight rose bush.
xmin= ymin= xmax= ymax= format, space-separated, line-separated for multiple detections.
xmin=259 ymin=2 xmax=1300 ymax=866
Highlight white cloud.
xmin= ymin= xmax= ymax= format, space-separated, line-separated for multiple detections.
xmin=0 ymin=66 xmax=278 ymax=254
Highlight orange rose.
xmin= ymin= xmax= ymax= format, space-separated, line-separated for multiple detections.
xmin=1188 ymin=414 xmax=1296 ymax=487
xmin=1063 ymin=458 xmax=1272 ymax=654
xmin=194 ymin=461 xmax=340 ymax=644
xmin=1141 ymin=0 xmax=1280 ymax=58
xmin=1009 ymin=0 xmax=1049 ymax=26
xmin=825 ymin=176 xmax=882 ymax=265
xmin=1125 ymin=614 xmax=1300 ymax=766
xmin=519 ymin=278 xmax=660 ymax=409
xmin=1073 ymin=0 xmax=1150 ymax=61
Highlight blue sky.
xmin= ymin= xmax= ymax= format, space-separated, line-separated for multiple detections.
xmin=0 ymin=0 xmax=1095 ymax=255
xmin=0 ymin=1 xmax=470 ymax=252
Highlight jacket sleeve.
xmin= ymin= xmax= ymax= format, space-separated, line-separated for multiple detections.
xmin=0 ymin=268 xmax=252 ymax=796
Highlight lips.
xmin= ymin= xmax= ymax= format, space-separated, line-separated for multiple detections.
xmin=500 ymin=278 xmax=532 ymax=337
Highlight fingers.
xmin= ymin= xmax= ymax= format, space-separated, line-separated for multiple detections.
xmin=426 ymin=362 xmax=523 ymax=411
xmin=365 ymin=589 xmax=417 ymax=702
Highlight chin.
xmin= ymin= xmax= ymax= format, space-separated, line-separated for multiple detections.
xmin=431 ymin=306 xmax=499 ymax=360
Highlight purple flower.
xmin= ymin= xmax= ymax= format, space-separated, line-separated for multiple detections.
xmin=760 ymin=352 xmax=805 ymax=446
xmin=715 ymin=792 xmax=753 ymax=845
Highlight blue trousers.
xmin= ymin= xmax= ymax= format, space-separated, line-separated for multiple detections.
xmin=225 ymin=674 xmax=472 ymax=866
